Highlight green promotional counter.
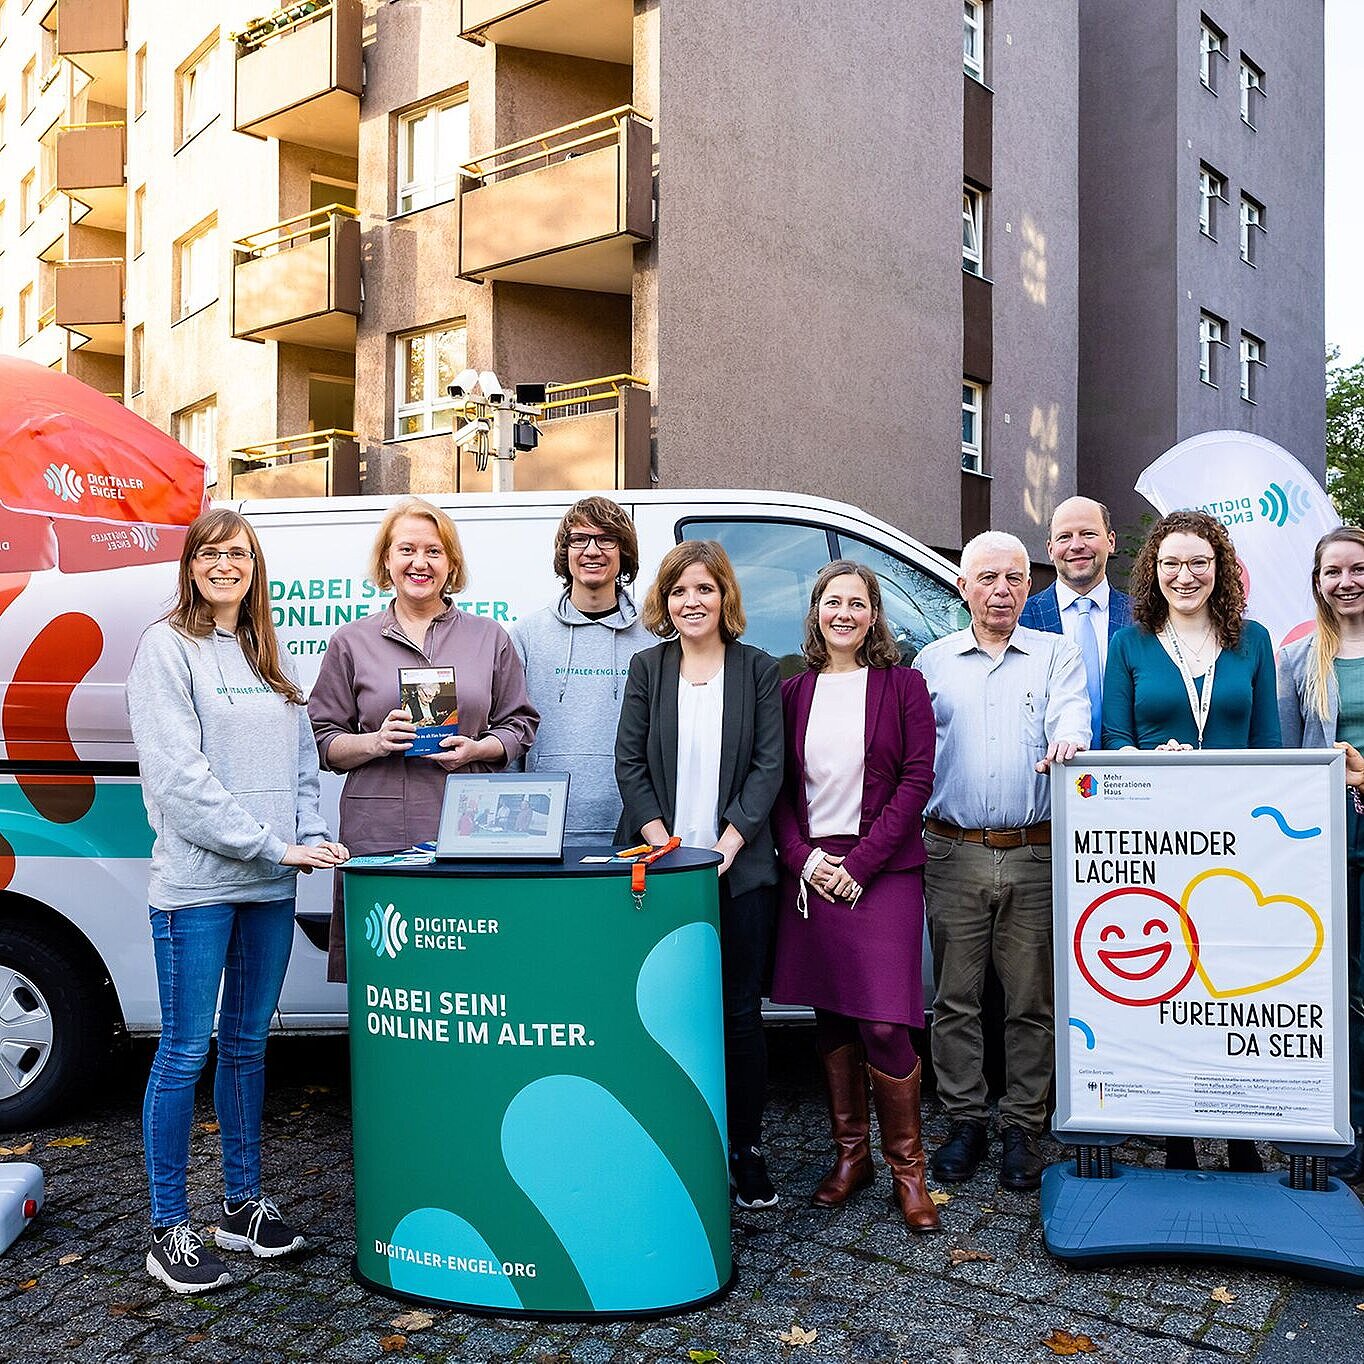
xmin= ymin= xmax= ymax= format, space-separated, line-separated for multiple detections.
xmin=342 ymin=846 xmax=733 ymax=1318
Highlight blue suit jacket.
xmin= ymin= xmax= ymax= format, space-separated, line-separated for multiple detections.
xmin=1019 ymin=582 xmax=1133 ymax=640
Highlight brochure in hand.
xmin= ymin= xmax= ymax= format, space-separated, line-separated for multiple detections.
xmin=398 ymin=666 xmax=459 ymax=758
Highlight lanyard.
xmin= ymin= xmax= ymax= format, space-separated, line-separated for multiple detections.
xmin=628 ymin=837 xmax=682 ymax=909
xmin=1163 ymin=625 xmax=1218 ymax=749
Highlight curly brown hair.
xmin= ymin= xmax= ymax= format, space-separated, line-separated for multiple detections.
xmin=552 ymin=496 xmax=640 ymax=586
xmin=801 ymin=560 xmax=902 ymax=670
xmin=1129 ymin=509 xmax=1245 ymax=650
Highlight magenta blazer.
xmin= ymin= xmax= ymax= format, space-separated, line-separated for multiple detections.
xmin=770 ymin=664 xmax=936 ymax=888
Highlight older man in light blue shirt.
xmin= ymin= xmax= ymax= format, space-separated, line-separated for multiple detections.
xmin=914 ymin=530 xmax=1090 ymax=1192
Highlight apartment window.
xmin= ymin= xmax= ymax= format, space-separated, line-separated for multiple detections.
xmin=1200 ymin=17 xmax=1226 ymax=93
xmin=20 ymin=57 xmax=36 ymax=119
xmin=1240 ymin=194 xmax=1264 ymax=266
xmin=133 ymin=184 xmax=146 ymax=257
xmin=962 ymin=185 xmax=984 ymax=275
xmin=1240 ymin=56 xmax=1264 ymax=127
xmin=1199 ymin=311 xmax=1227 ymax=387
xmin=19 ymin=283 xmax=34 ymax=342
xmin=963 ymin=1 xmax=985 ymax=81
xmin=0 ymin=96 xmax=6 ymax=148
xmin=19 ymin=170 xmax=35 ymax=230
xmin=134 ymin=45 xmax=148 ymax=119
xmin=0 ymin=199 xmax=5 ymax=253
xmin=395 ymin=324 xmax=469 ymax=437
xmin=962 ymin=381 xmax=984 ymax=473
xmin=174 ymin=217 xmax=219 ymax=319
xmin=1198 ymin=163 xmax=1226 ymax=239
xmin=1239 ymin=332 xmax=1264 ymax=403
xmin=176 ymin=34 xmax=220 ymax=148
xmin=176 ymin=398 xmax=218 ymax=471
xmin=130 ymin=324 xmax=145 ymax=396
xmin=39 ymin=24 xmax=57 ymax=86
xmin=397 ymin=95 xmax=469 ymax=214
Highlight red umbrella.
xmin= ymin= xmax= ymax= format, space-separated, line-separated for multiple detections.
xmin=0 ymin=357 xmax=207 ymax=574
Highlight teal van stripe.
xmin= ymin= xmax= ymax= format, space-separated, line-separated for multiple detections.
xmin=0 ymin=781 xmax=154 ymax=860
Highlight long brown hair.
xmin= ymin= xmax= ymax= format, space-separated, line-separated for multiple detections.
xmin=1306 ymin=526 xmax=1364 ymax=721
xmin=168 ymin=509 xmax=303 ymax=705
xmin=641 ymin=541 xmax=746 ymax=642
xmin=1129 ymin=509 xmax=1245 ymax=650
xmin=801 ymin=560 xmax=901 ymax=670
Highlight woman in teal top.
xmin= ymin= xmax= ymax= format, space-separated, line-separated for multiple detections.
xmin=1102 ymin=509 xmax=1280 ymax=1173
xmin=1278 ymin=525 xmax=1364 ymax=1184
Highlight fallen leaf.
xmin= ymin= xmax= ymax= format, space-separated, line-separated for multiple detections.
xmin=0 ymin=1143 xmax=33 ymax=1156
xmin=108 ymin=1303 xmax=133 ymax=1317
xmin=46 ymin=1137 xmax=90 ymax=1148
xmin=389 ymin=1310 xmax=435 ymax=1332
xmin=1210 ymin=1286 xmax=1236 ymax=1304
xmin=688 ymin=1351 xmax=721 ymax=1363
xmin=779 ymin=1325 xmax=818 ymax=1347
xmin=789 ymin=1266 xmax=809 ymax=1278
xmin=301 ymin=1167 xmax=322 ymax=1177
xmin=980 ymin=1205 xmax=995 ymax=1214
xmin=57 ymin=1253 xmax=82 ymax=1266
xmin=1042 ymin=1328 xmax=1098 ymax=1356
xmin=1356 ymin=1303 xmax=1364 ymax=1312
xmin=379 ymin=1335 xmax=406 ymax=1353
xmin=196 ymin=1122 xmax=220 ymax=1134
xmin=185 ymin=1335 xmax=207 ymax=1344
xmin=18 ymin=1279 xmax=37 ymax=1292
xmin=930 ymin=1189 xmax=953 ymax=1207
xmin=304 ymin=1084 xmax=330 ymax=1095
xmin=288 ymin=1108 xmax=307 ymax=1117
xmin=948 ymin=1247 xmax=995 ymax=1266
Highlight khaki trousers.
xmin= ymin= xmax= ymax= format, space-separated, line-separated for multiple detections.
xmin=923 ymin=832 xmax=1054 ymax=1133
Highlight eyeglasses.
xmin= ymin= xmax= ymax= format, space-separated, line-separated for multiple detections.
xmin=1157 ymin=556 xmax=1213 ymax=577
xmin=566 ymin=533 xmax=620 ymax=551
xmin=194 ymin=548 xmax=255 ymax=565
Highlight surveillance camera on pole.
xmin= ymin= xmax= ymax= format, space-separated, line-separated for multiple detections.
xmin=445 ymin=371 xmax=543 ymax=492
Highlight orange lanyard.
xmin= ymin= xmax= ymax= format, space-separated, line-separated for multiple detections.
xmin=629 ymin=837 xmax=681 ymax=909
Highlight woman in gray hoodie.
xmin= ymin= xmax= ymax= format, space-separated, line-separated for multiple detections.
xmin=128 ymin=509 xmax=348 ymax=1296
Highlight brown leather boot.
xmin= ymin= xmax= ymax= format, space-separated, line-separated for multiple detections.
xmin=869 ymin=1062 xmax=941 ymax=1231
xmin=811 ymin=1043 xmax=875 ymax=1207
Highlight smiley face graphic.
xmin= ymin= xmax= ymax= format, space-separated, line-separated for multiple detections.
xmin=1074 ymin=886 xmax=1200 ymax=1006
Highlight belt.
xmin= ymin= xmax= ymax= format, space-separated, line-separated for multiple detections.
xmin=925 ymin=817 xmax=1051 ymax=849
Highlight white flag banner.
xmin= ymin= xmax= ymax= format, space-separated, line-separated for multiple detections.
xmin=1134 ymin=432 xmax=1341 ymax=650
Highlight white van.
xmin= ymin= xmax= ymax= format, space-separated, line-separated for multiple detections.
xmin=0 ymin=489 xmax=966 ymax=1126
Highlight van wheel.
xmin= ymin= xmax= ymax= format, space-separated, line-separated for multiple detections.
xmin=0 ymin=924 xmax=110 ymax=1132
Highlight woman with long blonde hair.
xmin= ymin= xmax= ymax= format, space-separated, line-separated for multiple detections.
xmin=1278 ymin=525 xmax=1364 ymax=1184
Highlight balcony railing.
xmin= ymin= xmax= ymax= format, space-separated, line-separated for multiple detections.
xmin=234 ymin=0 xmax=362 ymax=156
xmin=460 ymin=0 xmax=634 ymax=65
xmin=230 ymin=429 xmax=362 ymax=499
xmin=459 ymin=106 xmax=652 ymax=294
xmin=55 ymin=257 xmax=125 ymax=353
xmin=232 ymin=204 xmax=361 ymax=351
xmin=57 ymin=120 xmax=127 ymax=229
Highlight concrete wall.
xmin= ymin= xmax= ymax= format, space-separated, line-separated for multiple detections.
xmin=653 ymin=0 xmax=962 ymax=546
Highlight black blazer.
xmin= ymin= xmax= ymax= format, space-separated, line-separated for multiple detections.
xmin=614 ymin=639 xmax=783 ymax=898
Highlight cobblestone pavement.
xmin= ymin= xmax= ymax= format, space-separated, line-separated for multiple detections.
xmin=1 ymin=1033 xmax=1359 ymax=1364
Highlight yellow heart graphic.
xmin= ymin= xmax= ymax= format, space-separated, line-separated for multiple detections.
xmin=1179 ymin=867 xmax=1324 ymax=999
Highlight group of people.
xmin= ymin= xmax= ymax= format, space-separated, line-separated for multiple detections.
xmin=125 ymin=490 xmax=1364 ymax=1295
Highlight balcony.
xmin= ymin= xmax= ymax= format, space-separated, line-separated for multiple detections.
xmin=234 ymin=0 xmax=362 ymax=156
xmin=57 ymin=121 xmax=126 ymax=230
xmin=232 ymin=205 xmax=361 ymax=351
xmin=506 ymin=375 xmax=649 ymax=491
xmin=230 ymin=430 xmax=362 ymax=499
xmin=459 ymin=107 xmax=652 ymax=294
xmin=57 ymin=0 xmax=128 ymax=104
xmin=55 ymin=257 xmax=125 ymax=354
xmin=460 ymin=0 xmax=634 ymax=64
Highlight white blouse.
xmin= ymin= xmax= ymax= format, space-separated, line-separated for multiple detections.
xmin=804 ymin=668 xmax=868 ymax=838
xmin=673 ymin=667 xmax=725 ymax=848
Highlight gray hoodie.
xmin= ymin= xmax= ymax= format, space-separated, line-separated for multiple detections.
xmin=510 ymin=589 xmax=652 ymax=838
xmin=127 ymin=621 xmax=329 ymax=909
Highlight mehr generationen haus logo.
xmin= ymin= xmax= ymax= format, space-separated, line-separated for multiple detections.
xmin=1076 ymin=774 xmax=1098 ymax=800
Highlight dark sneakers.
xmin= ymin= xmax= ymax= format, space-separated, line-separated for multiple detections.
xmin=931 ymin=1119 xmax=988 ymax=1183
xmin=146 ymin=1223 xmax=233 ymax=1294
xmin=214 ymin=1196 xmax=306 ymax=1259
xmin=730 ymin=1146 xmax=779 ymax=1209
xmin=999 ymin=1126 xmax=1046 ymax=1191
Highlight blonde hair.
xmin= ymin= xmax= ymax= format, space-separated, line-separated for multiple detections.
xmin=641 ymin=541 xmax=746 ymax=643
xmin=1306 ymin=527 xmax=1364 ymax=721
xmin=368 ymin=497 xmax=467 ymax=595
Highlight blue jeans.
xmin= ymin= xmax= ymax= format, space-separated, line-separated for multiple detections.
xmin=143 ymin=899 xmax=295 ymax=1227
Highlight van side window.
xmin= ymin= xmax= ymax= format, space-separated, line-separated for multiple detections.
xmin=678 ymin=520 xmax=833 ymax=676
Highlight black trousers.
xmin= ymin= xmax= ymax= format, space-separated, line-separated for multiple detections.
xmin=719 ymin=881 xmax=774 ymax=1152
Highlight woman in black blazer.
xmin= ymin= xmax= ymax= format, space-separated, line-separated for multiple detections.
xmin=615 ymin=540 xmax=784 ymax=1208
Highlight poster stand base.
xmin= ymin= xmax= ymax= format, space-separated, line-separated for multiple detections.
xmin=1041 ymin=1161 xmax=1364 ymax=1285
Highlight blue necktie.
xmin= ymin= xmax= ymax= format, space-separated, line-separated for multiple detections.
xmin=1074 ymin=596 xmax=1103 ymax=742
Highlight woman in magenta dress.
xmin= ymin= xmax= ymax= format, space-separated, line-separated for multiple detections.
xmin=770 ymin=560 xmax=939 ymax=1231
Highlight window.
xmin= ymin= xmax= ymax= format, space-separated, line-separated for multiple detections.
xmin=1240 ymin=56 xmax=1263 ymax=127
xmin=1200 ymin=17 xmax=1226 ymax=92
xmin=19 ymin=170 xmax=35 ymax=230
xmin=134 ymin=44 xmax=147 ymax=119
xmin=1240 ymin=194 xmax=1264 ymax=266
xmin=962 ymin=381 xmax=984 ymax=472
xmin=394 ymin=324 xmax=469 ymax=437
xmin=133 ymin=184 xmax=146 ymax=256
xmin=397 ymin=95 xmax=469 ymax=214
xmin=174 ymin=217 xmax=219 ymax=319
xmin=962 ymin=185 xmax=984 ymax=275
xmin=21 ymin=58 xmax=36 ymax=119
xmin=39 ymin=24 xmax=57 ymax=85
xmin=1239 ymin=333 xmax=1264 ymax=403
xmin=1198 ymin=163 xmax=1225 ymax=239
xmin=176 ymin=34 xmax=220 ymax=148
xmin=1199 ymin=311 xmax=1227 ymax=387
xmin=130 ymin=324 xmax=144 ymax=395
xmin=19 ymin=283 xmax=34 ymax=342
xmin=0 ymin=199 xmax=5 ymax=252
xmin=0 ymin=96 xmax=7 ymax=148
xmin=176 ymin=398 xmax=218 ymax=470
xmin=963 ymin=1 xmax=985 ymax=81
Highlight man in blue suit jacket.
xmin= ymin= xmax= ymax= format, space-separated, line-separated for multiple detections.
xmin=1019 ymin=497 xmax=1132 ymax=737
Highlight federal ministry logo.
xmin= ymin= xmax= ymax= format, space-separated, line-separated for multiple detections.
xmin=43 ymin=462 xmax=85 ymax=503
xmin=1075 ymin=774 xmax=1098 ymax=800
xmin=364 ymin=902 xmax=410 ymax=959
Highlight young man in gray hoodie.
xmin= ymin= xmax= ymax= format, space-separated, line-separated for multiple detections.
xmin=511 ymin=497 xmax=653 ymax=842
